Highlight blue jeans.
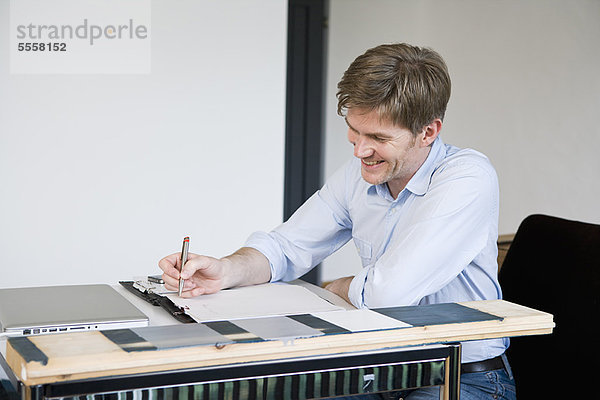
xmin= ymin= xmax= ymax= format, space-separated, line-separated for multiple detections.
xmin=335 ymin=359 xmax=516 ymax=400
xmin=399 ymin=368 xmax=516 ymax=399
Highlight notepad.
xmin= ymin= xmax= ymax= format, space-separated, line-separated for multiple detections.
xmin=167 ymin=283 xmax=343 ymax=322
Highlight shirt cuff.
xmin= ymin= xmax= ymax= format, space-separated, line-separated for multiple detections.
xmin=244 ymin=231 xmax=283 ymax=282
xmin=348 ymin=266 xmax=370 ymax=308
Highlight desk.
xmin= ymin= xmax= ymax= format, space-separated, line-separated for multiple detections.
xmin=1 ymin=289 xmax=553 ymax=400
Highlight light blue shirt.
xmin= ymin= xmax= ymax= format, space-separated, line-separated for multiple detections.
xmin=246 ymin=136 xmax=507 ymax=362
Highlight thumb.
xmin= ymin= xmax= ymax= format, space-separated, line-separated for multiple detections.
xmin=180 ymin=254 xmax=210 ymax=279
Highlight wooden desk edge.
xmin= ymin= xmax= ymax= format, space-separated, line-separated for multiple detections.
xmin=7 ymin=299 xmax=554 ymax=386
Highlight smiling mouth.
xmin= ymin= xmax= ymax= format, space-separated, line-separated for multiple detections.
xmin=362 ymin=159 xmax=384 ymax=166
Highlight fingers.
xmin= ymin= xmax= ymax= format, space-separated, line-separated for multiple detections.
xmin=158 ymin=253 xmax=180 ymax=276
xmin=158 ymin=252 xmax=199 ymax=291
xmin=180 ymin=256 xmax=224 ymax=297
xmin=179 ymin=254 xmax=211 ymax=280
xmin=158 ymin=253 xmax=180 ymax=290
xmin=179 ymin=283 xmax=219 ymax=298
xmin=179 ymin=286 xmax=206 ymax=298
xmin=158 ymin=252 xmax=221 ymax=295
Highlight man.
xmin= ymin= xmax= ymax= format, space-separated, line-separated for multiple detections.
xmin=159 ymin=43 xmax=516 ymax=399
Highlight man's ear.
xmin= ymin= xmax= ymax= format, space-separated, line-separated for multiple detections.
xmin=420 ymin=119 xmax=442 ymax=147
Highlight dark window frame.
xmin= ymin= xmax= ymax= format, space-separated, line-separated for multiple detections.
xmin=284 ymin=0 xmax=327 ymax=284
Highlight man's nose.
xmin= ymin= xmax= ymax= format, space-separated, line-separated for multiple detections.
xmin=353 ymin=136 xmax=373 ymax=158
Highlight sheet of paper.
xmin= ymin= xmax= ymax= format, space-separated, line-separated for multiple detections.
xmin=167 ymin=283 xmax=343 ymax=322
xmin=312 ymin=309 xmax=412 ymax=332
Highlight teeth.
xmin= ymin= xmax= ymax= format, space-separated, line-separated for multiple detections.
xmin=363 ymin=160 xmax=382 ymax=166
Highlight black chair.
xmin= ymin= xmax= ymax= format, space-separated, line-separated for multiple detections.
xmin=498 ymin=214 xmax=600 ymax=398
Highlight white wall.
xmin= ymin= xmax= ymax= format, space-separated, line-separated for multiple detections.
xmin=0 ymin=1 xmax=287 ymax=288
xmin=322 ymin=0 xmax=600 ymax=282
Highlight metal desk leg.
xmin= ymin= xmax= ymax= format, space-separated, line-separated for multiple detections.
xmin=442 ymin=343 xmax=461 ymax=400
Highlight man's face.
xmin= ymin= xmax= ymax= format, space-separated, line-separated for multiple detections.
xmin=346 ymin=108 xmax=428 ymax=196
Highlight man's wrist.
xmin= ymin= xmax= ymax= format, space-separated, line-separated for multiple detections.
xmin=219 ymin=247 xmax=272 ymax=290
xmin=218 ymin=256 xmax=237 ymax=290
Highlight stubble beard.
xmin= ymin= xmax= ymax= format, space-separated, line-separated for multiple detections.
xmin=361 ymin=161 xmax=396 ymax=186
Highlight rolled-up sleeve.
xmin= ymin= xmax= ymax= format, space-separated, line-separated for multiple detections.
xmin=245 ymin=161 xmax=354 ymax=282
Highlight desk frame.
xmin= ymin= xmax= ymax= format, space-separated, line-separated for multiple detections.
xmin=3 ymin=299 xmax=556 ymax=400
xmin=6 ymin=343 xmax=461 ymax=400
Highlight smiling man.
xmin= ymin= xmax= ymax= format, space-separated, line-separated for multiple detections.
xmin=159 ymin=43 xmax=516 ymax=400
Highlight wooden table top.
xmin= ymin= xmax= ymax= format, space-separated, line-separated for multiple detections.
xmin=6 ymin=299 xmax=554 ymax=386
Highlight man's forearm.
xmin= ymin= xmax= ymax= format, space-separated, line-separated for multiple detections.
xmin=221 ymin=247 xmax=272 ymax=289
xmin=324 ymin=276 xmax=354 ymax=305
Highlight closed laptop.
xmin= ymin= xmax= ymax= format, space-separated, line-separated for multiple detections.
xmin=0 ymin=284 xmax=149 ymax=337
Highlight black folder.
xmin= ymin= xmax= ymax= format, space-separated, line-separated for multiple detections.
xmin=119 ymin=281 xmax=196 ymax=324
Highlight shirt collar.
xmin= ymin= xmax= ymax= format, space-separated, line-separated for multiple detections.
xmin=367 ymin=136 xmax=446 ymax=200
xmin=404 ymin=135 xmax=446 ymax=196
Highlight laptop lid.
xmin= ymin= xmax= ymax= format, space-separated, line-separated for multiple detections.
xmin=0 ymin=284 xmax=149 ymax=337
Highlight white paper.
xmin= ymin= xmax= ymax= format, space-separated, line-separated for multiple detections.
xmin=167 ymin=283 xmax=343 ymax=322
xmin=312 ymin=309 xmax=412 ymax=332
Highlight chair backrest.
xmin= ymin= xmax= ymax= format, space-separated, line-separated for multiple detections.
xmin=499 ymin=214 xmax=600 ymax=398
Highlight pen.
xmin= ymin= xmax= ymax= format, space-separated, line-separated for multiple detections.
xmin=179 ymin=236 xmax=189 ymax=296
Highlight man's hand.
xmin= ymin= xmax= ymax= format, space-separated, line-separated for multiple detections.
xmin=159 ymin=253 xmax=226 ymax=297
xmin=158 ymin=247 xmax=271 ymax=298
xmin=324 ymin=276 xmax=354 ymax=305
